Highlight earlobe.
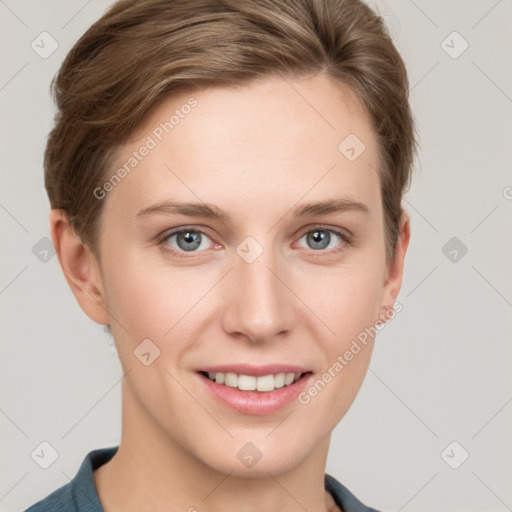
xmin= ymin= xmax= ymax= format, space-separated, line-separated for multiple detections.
xmin=377 ymin=212 xmax=411 ymax=317
xmin=49 ymin=209 xmax=110 ymax=326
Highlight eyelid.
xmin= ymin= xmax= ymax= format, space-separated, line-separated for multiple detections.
xmin=156 ymin=224 xmax=214 ymax=242
xmin=296 ymin=223 xmax=353 ymax=241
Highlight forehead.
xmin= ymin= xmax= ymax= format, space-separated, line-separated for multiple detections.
xmin=103 ymin=73 xmax=381 ymax=223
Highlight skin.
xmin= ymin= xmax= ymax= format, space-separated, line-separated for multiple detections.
xmin=50 ymin=73 xmax=410 ymax=512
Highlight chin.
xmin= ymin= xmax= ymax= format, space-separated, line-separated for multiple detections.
xmin=191 ymin=430 xmax=318 ymax=478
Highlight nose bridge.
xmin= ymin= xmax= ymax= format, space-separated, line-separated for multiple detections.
xmin=222 ymin=237 xmax=294 ymax=342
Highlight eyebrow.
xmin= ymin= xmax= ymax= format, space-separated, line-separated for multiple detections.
xmin=135 ymin=197 xmax=369 ymax=222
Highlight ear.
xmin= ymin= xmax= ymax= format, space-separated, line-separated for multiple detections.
xmin=49 ymin=209 xmax=110 ymax=326
xmin=377 ymin=211 xmax=411 ymax=317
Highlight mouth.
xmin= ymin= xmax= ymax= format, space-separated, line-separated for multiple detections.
xmin=196 ymin=366 xmax=313 ymax=415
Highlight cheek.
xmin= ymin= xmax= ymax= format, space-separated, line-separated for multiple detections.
xmin=103 ymin=244 xmax=384 ymax=347
xmin=296 ymin=270 xmax=381 ymax=426
xmin=102 ymin=251 xmax=221 ymax=360
xmin=300 ymin=262 xmax=384 ymax=345
xmin=295 ymin=263 xmax=382 ymax=415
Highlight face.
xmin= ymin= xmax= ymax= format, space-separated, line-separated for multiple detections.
xmin=66 ymin=74 xmax=407 ymax=477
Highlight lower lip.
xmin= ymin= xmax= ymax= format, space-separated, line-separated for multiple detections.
xmin=197 ymin=372 xmax=312 ymax=416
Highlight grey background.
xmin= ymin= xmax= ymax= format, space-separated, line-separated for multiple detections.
xmin=1 ymin=1 xmax=511 ymax=511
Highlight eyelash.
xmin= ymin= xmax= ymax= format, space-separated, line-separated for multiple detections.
xmin=157 ymin=225 xmax=353 ymax=260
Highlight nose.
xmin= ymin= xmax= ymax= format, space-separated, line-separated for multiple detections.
xmin=220 ymin=243 xmax=296 ymax=345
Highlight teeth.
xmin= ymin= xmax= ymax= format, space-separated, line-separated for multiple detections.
xmin=274 ymin=373 xmax=285 ymax=388
xmin=256 ymin=374 xmax=274 ymax=392
xmin=238 ymin=375 xmax=257 ymax=390
xmin=224 ymin=372 xmax=238 ymax=387
xmin=204 ymin=371 xmax=305 ymax=392
xmin=284 ymin=373 xmax=295 ymax=385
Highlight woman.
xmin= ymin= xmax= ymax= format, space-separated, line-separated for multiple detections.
xmin=26 ymin=0 xmax=415 ymax=510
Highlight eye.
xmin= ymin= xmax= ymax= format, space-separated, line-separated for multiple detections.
xmin=159 ymin=228 xmax=215 ymax=257
xmin=157 ymin=225 xmax=352 ymax=260
xmin=296 ymin=227 xmax=351 ymax=255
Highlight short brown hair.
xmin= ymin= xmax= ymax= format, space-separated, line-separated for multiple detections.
xmin=45 ymin=0 xmax=416 ymax=265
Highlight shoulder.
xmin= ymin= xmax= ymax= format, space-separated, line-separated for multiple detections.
xmin=23 ymin=481 xmax=75 ymax=512
xmin=23 ymin=446 xmax=118 ymax=512
xmin=325 ymin=473 xmax=383 ymax=512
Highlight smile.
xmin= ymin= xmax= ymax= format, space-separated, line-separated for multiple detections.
xmin=196 ymin=365 xmax=313 ymax=415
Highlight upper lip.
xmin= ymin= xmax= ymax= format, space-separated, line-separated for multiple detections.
xmin=196 ymin=364 xmax=312 ymax=377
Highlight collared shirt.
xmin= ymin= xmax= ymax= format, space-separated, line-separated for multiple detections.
xmin=24 ymin=446 xmax=381 ymax=512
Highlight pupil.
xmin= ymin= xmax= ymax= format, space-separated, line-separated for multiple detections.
xmin=309 ymin=230 xmax=329 ymax=250
xmin=179 ymin=231 xmax=201 ymax=251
